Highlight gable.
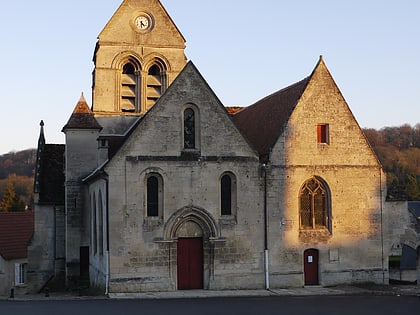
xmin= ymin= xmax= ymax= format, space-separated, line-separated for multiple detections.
xmin=98 ymin=0 xmax=185 ymax=48
xmin=106 ymin=62 xmax=257 ymax=161
xmin=276 ymin=57 xmax=381 ymax=166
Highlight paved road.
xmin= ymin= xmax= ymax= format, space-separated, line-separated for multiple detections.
xmin=0 ymin=295 xmax=419 ymax=315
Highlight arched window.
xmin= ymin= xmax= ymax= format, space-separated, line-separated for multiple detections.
xmin=184 ymin=108 xmax=195 ymax=149
xmin=98 ymin=190 xmax=104 ymax=256
xmin=299 ymin=177 xmax=330 ymax=230
xmin=220 ymin=172 xmax=237 ymax=217
xmin=121 ymin=62 xmax=138 ymax=112
xmin=221 ymin=175 xmax=232 ymax=215
xmin=92 ymin=194 xmax=97 ymax=254
xmin=146 ymin=174 xmax=163 ymax=218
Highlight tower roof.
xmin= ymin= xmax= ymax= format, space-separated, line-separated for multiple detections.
xmin=62 ymin=93 xmax=102 ymax=132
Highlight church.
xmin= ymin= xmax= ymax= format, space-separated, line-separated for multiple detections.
xmin=28 ymin=0 xmax=416 ymax=293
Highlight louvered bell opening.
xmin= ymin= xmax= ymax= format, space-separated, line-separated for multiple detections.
xmin=122 ymin=74 xmax=136 ymax=85
xmin=121 ymin=85 xmax=136 ymax=97
xmin=121 ymin=98 xmax=135 ymax=111
xmin=147 ymin=86 xmax=161 ymax=98
xmin=146 ymin=98 xmax=156 ymax=110
xmin=147 ymin=75 xmax=162 ymax=87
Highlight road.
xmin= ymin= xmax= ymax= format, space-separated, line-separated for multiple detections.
xmin=0 ymin=295 xmax=419 ymax=315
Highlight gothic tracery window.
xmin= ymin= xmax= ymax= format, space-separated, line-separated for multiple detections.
xmin=299 ymin=177 xmax=330 ymax=230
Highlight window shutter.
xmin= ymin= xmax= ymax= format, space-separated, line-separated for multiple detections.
xmin=14 ymin=263 xmax=19 ymax=285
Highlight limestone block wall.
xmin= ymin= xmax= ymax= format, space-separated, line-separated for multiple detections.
xmin=93 ymin=0 xmax=187 ymax=114
xmin=64 ymin=130 xmax=100 ymax=282
xmin=105 ymin=157 xmax=264 ymax=292
xmin=27 ymin=204 xmax=58 ymax=292
xmin=267 ymin=61 xmax=388 ymax=287
xmin=267 ymin=165 xmax=386 ymax=287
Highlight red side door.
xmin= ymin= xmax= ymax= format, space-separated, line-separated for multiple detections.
xmin=177 ymin=237 xmax=203 ymax=290
xmin=304 ymin=249 xmax=319 ymax=285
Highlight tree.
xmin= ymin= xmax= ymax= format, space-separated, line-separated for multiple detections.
xmin=0 ymin=180 xmax=24 ymax=212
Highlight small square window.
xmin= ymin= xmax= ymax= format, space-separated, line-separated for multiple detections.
xmin=317 ymin=124 xmax=329 ymax=144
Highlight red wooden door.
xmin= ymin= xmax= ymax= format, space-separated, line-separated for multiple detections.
xmin=304 ymin=249 xmax=319 ymax=285
xmin=177 ymin=237 xmax=203 ymax=290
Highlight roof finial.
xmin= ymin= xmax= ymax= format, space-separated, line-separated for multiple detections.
xmin=79 ymin=92 xmax=87 ymax=103
xmin=38 ymin=120 xmax=45 ymax=147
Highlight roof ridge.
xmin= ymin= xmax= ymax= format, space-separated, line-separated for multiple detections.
xmin=239 ymin=76 xmax=311 ymax=112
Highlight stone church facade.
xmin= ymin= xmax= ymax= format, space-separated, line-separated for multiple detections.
xmin=28 ymin=0 xmax=416 ymax=293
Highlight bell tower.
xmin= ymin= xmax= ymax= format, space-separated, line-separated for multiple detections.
xmin=92 ymin=0 xmax=187 ymax=116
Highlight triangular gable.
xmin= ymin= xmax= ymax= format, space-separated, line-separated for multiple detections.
xmin=98 ymin=0 xmax=185 ymax=48
xmin=105 ymin=61 xmax=258 ymax=161
xmin=296 ymin=56 xmax=382 ymax=166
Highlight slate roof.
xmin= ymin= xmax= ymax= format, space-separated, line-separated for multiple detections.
xmin=62 ymin=94 xmax=102 ymax=131
xmin=36 ymin=144 xmax=65 ymax=204
xmin=408 ymin=201 xmax=420 ymax=219
xmin=233 ymin=77 xmax=310 ymax=160
xmin=34 ymin=120 xmax=65 ymax=204
xmin=0 ymin=211 xmax=34 ymax=260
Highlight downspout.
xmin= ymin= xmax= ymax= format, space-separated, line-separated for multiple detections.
xmin=105 ymin=178 xmax=110 ymax=295
xmin=379 ymin=168 xmax=385 ymax=284
xmin=262 ymin=163 xmax=269 ymax=290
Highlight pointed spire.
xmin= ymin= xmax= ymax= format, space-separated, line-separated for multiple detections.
xmin=38 ymin=120 xmax=45 ymax=148
xmin=34 ymin=120 xmax=46 ymax=193
xmin=62 ymin=93 xmax=102 ymax=132
xmin=72 ymin=92 xmax=92 ymax=114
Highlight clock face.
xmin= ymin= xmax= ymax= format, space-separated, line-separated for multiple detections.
xmin=135 ymin=15 xmax=150 ymax=30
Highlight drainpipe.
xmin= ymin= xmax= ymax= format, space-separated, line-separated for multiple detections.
xmin=261 ymin=163 xmax=269 ymax=290
xmin=105 ymin=178 xmax=110 ymax=295
xmin=379 ymin=168 xmax=385 ymax=284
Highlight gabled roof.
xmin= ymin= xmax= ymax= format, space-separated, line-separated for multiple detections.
xmin=62 ymin=94 xmax=102 ymax=132
xmin=233 ymin=77 xmax=310 ymax=159
xmin=0 ymin=211 xmax=34 ymax=260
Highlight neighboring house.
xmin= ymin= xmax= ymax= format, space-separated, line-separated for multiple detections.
xmin=0 ymin=211 xmax=34 ymax=296
xmin=28 ymin=0 xmax=417 ymax=293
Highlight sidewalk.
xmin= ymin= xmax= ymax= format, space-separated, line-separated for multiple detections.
xmin=2 ymin=285 xmax=420 ymax=301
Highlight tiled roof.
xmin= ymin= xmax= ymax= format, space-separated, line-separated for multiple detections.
xmin=0 ymin=211 xmax=34 ymax=260
xmin=225 ymin=106 xmax=244 ymax=115
xmin=62 ymin=94 xmax=102 ymax=131
xmin=233 ymin=77 xmax=310 ymax=160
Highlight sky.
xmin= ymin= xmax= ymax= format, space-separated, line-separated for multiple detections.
xmin=0 ymin=0 xmax=419 ymax=155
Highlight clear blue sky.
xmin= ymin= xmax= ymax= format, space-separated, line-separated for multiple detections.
xmin=0 ymin=0 xmax=419 ymax=155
